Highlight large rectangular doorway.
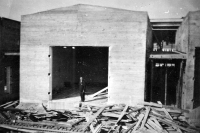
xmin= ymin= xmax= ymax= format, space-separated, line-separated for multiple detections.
xmin=50 ymin=46 xmax=109 ymax=100
xmin=149 ymin=59 xmax=184 ymax=106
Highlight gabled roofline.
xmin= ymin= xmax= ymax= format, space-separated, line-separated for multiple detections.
xmin=22 ymin=4 xmax=148 ymax=17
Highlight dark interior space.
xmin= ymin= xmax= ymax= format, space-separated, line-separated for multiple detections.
xmin=147 ymin=26 xmax=182 ymax=106
xmin=150 ymin=59 xmax=181 ymax=106
xmin=153 ymin=30 xmax=176 ymax=43
xmin=52 ymin=46 xmax=108 ymax=100
xmin=152 ymin=30 xmax=176 ymax=51
xmin=194 ymin=47 xmax=200 ymax=108
xmin=0 ymin=55 xmax=19 ymax=104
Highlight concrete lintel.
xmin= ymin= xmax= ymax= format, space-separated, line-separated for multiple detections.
xmin=150 ymin=54 xmax=186 ymax=59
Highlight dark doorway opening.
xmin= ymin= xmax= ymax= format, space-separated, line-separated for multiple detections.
xmin=51 ymin=46 xmax=108 ymax=100
xmin=149 ymin=19 xmax=183 ymax=106
xmin=194 ymin=47 xmax=200 ymax=108
xmin=149 ymin=59 xmax=183 ymax=106
xmin=0 ymin=55 xmax=19 ymax=104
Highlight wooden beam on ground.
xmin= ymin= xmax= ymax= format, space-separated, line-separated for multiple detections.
xmin=123 ymin=122 xmax=137 ymax=133
xmin=138 ymin=102 xmax=162 ymax=108
xmin=91 ymin=87 xmax=108 ymax=98
xmin=127 ymin=107 xmax=145 ymax=115
xmin=102 ymin=112 xmax=120 ymax=118
xmin=133 ymin=113 xmax=144 ymax=131
xmin=147 ymin=119 xmax=163 ymax=132
xmin=0 ymin=124 xmax=37 ymax=133
xmin=149 ymin=117 xmax=163 ymax=130
xmin=140 ymin=107 xmax=150 ymax=129
xmin=3 ymin=100 xmax=19 ymax=108
xmin=16 ymin=120 xmax=72 ymax=128
xmin=113 ymin=125 xmax=121 ymax=133
xmin=104 ymin=107 xmax=123 ymax=112
xmin=151 ymin=115 xmax=196 ymax=133
xmin=162 ymin=108 xmax=182 ymax=133
xmin=116 ymin=105 xmax=129 ymax=124
xmin=145 ymin=123 xmax=155 ymax=131
xmin=0 ymin=101 xmax=13 ymax=108
xmin=71 ymin=118 xmax=85 ymax=127
xmin=82 ymin=105 xmax=112 ymax=132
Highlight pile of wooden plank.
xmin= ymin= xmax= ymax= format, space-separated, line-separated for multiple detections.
xmin=0 ymin=100 xmax=199 ymax=133
xmin=80 ymin=102 xmax=199 ymax=133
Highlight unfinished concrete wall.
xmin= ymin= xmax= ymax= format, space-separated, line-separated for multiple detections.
xmin=20 ymin=4 xmax=152 ymax=105
xmin=175 ymin=10 xmax=200 ymax=109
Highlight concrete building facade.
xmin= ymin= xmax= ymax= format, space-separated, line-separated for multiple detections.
xmin=20 ymin=4 xmax=152 ymax=106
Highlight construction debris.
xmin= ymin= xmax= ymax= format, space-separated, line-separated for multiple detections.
xmin=0 ymin=100 xmax=199 ymax=133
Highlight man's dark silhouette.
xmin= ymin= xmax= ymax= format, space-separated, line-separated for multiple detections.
xmin=79 ymin=77 xmax=86 ymax=102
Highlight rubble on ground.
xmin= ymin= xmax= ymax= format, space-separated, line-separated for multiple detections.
xmin=0 ymin=100 xmax=199 ymax=133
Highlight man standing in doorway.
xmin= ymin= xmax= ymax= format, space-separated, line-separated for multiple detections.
xmin=79 ymin=77 xmax=86 ymax=102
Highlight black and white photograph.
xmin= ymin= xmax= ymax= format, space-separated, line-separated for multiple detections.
xmin=0 ymin=0 xmax=200 ymax=132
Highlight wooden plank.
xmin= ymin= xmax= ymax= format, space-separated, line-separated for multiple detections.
xmin=93 ymin=124 xmax=103 ymax=133
xmin=16 ymin=120 xmax=72 ymax=128
xmin=91 ymin=87 xmax=108 ymax=98
xmin=133 ymin=113 xmax=144 ymax=131
xmin=127 ymin=107 xmax=145 ymax=115
xmin=0 ymin=124 xmax=38 ymax=133
xmin=145 ymin=123 xmax=154 ymax=131
xmin=147 ymin=119 xmax=163 ymax=132
xmin=3 ymin=100 xmax=19 ymax=109
xmin=149 ymin=117 xmax=163 ymax=130
xmin=104 ymin=107 xmax=123 ymax=112
xmin=151 ymin=115 xmax=196 ymax=133
xmin=82 ymin=105 xmax=112 ymax=131
xmin=140 ymin=107 xmax=150 ymax=129
xmin=102 ymin=112 xmax=120 ymax=118
xmin=123 ymin=122 xmax=137 ymax=133
xmin=138 ymin=102 xmax=162 ymax=108
xmin=113 ymin=125 xmax=121 ymax=133
xmin=162 ymin=108 xmax=173 ymax=119
xmin=0 ymin=101 xmax=14 ymax=108
xmin=162 ymin=108 xmax=182 ymax=133
xmin=71 ymin=118 xmax=85 ymax=127
xmin=116 ymin=105 xmax=129 ymax=124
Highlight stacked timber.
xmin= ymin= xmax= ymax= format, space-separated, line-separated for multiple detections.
xmin=0 ymin=101 xmax=199 ymax=133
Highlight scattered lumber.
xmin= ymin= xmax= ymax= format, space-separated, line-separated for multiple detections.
xmin=0 ymin=101 xmax=199 ymax=133
xmin=82 ymin=105 xmax=113 ymax=132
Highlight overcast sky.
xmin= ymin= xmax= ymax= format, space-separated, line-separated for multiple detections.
xmin=0 ymin=0 xmax=200 ymax=21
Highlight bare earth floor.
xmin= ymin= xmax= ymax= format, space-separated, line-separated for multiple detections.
xmin=49 ymin=86 xmax=108 ymax=110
